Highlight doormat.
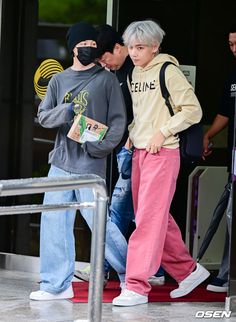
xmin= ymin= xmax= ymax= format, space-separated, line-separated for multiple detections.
xmin=68 ymin=281 xmax=226 ymax=303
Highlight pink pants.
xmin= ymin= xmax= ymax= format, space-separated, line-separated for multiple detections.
xmin=126 ymin=148 xmax=196 ymax=296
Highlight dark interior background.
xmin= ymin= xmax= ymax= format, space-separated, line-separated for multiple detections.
xmin=0 ymin=0 xmax=235 ymax=261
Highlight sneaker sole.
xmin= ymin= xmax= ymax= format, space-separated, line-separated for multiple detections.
xmin=112 ymin=298 xmax=148 ymax=306
xmin=170 ymin=269 xmax=210 ymax=298
xmin=30 ymin=290 xmax=74 ymax=301
xmin=30 ymin=294 xmax=74 ymax=301
xmin=206 ymin=285 xmax=228 ymax=292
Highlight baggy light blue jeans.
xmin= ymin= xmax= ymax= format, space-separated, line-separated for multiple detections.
xmin=40 ymin=165 xmax=127 ymax=294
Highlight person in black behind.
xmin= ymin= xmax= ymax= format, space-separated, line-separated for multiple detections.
xmin=203 ymin=23 xmax=236 ymax=292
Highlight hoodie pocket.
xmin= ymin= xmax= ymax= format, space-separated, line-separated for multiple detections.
xmin=130 ymin=119 xmax=155 ymax=145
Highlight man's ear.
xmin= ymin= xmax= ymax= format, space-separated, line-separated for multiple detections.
xmin=72 ymin=46 xmax=78 ymax=57
xmin=113 ymin=43 xmax=121 ymax=54
xmin=152 ymin=44 xmax=159 ymax=54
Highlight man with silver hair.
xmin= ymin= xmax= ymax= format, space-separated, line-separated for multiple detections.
xmin=75 ymin=23 xmax=166 ymax=288
xmin=112 ymin=19 xmax=210 ymax=306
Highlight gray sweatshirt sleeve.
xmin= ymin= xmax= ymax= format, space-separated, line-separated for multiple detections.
xmin=83 ymin=79 xmax=127 ymax=158
xmin=37 ymin=77 xmax=74 ymax=128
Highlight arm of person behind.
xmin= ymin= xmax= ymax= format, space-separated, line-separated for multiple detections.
xmin=203 ymin=114 xmax=229 ymax=158
xmin=83 ymin=77 xmax=127 ymax=158
xmin=37 ymin=76 xmax=74 ymax=128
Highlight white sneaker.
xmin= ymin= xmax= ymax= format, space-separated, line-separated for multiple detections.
xmin=207 ymin=283 xmax=228 ymax=293
xmin=170 ymin=263 xmax=210 ymax=298
xmin=74 ymin=265 xmax=91 ymax=282
xmin=74 ymin=264 xmax=109 ymax=287
xmin=148 ymin=275 xmax=165 ymax=286
xmin=112 ymin=289 xmax=148 ymax=306
xmin=29 ymin=285 xmax=74 ymax=301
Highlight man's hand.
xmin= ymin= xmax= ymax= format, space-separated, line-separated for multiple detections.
xmin=202 ymin=135 xmax=213 ymax=160
xmin=146 ymin=131 xmax=166 ymax=154
xmin=125 ymin=137 xmax=133 ymax=150
xmin=202 ymin=114 xmax=228 ymax=160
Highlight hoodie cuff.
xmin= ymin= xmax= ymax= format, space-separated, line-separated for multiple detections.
xmin=160 ymin=126 xmax=172 ymax=138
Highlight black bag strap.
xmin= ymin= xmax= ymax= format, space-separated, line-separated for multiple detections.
xmin=159 ymin=61 xmax=176 ymax=117
xmin=128 ymin=62 xmax=177 ymax=117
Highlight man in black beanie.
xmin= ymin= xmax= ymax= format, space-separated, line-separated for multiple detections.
xmin=30 ymin=21 xmax=128 ymax=301
xmin=66 ymin=21 xmax=98 ymax=55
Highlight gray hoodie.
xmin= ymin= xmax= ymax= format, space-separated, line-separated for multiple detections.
xmin=38 ymin=65 xmax=126 ymax=178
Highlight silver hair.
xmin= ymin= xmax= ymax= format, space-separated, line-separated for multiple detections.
xmin=122 ymin=20 xmax=165 ymax=46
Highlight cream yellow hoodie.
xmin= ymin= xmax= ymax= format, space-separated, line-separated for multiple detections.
xmin=128 ymin=53 xmax=202 ymax=149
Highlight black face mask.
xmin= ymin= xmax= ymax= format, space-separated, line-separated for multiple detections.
xmin=76 ymin=47 xmax=97 ymax=66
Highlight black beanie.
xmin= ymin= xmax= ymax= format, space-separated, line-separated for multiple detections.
xmin=66 ymin=21 xmax=97 ymax=54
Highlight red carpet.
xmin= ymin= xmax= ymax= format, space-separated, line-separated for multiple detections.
xmin=69 ymin=281 xmax=226 ymax=303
